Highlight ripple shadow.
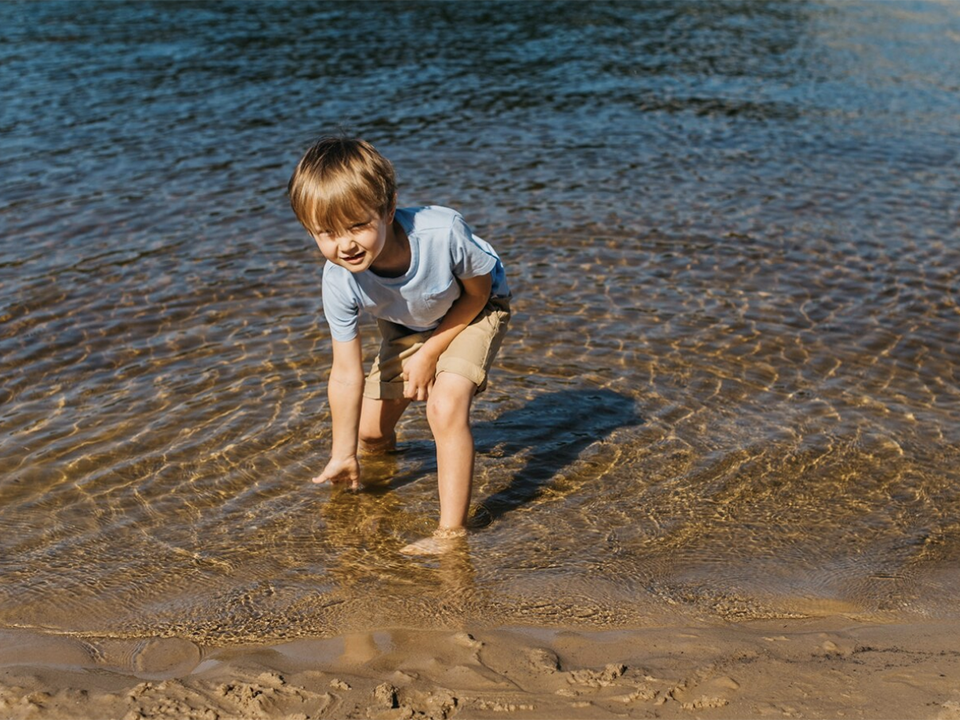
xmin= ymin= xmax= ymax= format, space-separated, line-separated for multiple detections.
xmin=372 ymin=390 xmax=642 ymax=520
xmin=473 ymin=389 xmax=643 ymax=522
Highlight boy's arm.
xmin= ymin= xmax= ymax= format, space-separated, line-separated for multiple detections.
xmin=313 ymin=336 xmax=364 ymax=487
xmin=402 ymin=272 xmax=493 ymax=401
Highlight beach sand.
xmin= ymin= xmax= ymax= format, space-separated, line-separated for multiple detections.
xmin=1 ymin=618 xmax=959 ymax=719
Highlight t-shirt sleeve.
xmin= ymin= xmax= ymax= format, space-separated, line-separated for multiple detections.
xmin=321 ymin=266 xmax=360 ymax=342
xmin=450 ymin=214 xmax=499 ymax=280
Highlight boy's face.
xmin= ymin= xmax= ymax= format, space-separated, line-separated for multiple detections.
xmin=311 ymin=210 xmax=393 ymax=274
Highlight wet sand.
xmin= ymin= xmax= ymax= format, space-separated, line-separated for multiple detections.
xmin=2 ymin=617 xmax=959 ymax=719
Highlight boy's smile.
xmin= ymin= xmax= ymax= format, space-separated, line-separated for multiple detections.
xmin=339 ymin=247 xmax=369 ymax=266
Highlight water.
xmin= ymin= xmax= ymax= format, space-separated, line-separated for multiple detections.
xmin=1 ymin=0 xmax=959 ymax=644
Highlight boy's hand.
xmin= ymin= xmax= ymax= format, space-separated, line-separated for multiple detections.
xmin=312 ymin=456 xmax=360 ymax=489
xmin=402 ymin=349 xmax=439 ymax=401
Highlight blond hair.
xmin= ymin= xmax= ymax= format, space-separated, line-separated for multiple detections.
xmin=288 ymin=136 xmax=397 ymax=237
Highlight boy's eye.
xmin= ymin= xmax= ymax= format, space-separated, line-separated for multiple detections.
xmin=350 ymin=221 xmax=371 ymax=233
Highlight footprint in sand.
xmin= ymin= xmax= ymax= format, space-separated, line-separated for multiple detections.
xmin=525 ymin=647 xmax=561 ymax=674
xmin=210 ymin=671 xmax=333 ymax=717
xmin=566 ymin=663 xmax=627 ymax=688
xmin=132 ymin=638 xmax=201 ymax=679
xmin=672 ymin=674 xmax=740 ymax=711
xmin=557 ymin=663 xmax=631 ymax=699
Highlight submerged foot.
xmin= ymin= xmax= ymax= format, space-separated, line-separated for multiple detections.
xmin=400 ymin=526 xmax=468 ymax=556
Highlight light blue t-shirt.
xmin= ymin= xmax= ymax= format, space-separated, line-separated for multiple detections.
xmin=321 ymin=206 xmax=509 ymax=342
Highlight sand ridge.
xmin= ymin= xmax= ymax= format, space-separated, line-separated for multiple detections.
xmin=1 ymin=619 xmax=960 ymax=719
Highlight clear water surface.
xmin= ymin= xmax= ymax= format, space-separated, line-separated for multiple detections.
xmin=1 ymin=0 xmax=959 ymax=643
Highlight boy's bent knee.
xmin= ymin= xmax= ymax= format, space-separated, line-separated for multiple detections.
xmin=426 ymin=378 xmax=475 ymax=431
xmin=427 ymin=400 xmax=468 ymax=434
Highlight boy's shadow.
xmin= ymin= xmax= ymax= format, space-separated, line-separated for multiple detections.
xmin=384 ymin=389 xmax=642 ymax=524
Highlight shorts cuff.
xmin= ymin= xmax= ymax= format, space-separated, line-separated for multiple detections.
xmin=436 ymin=356 xmax=486 ymax=390
xmin=364 ymin=377 xmax=407 ymax=400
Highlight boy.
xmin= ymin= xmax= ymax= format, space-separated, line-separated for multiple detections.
xmin=288 ymin=136 xmax=511 ymax=555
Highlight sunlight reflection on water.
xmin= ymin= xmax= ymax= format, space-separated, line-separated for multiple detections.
xmin=1 ymin=0 xmax=959 ymax=642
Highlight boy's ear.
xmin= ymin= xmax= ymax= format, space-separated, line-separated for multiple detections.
xmin=386 ymin=194 xmax=398 ymax=222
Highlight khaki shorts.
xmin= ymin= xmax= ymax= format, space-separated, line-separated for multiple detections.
xmin=364 ymin=297 xmax=511 ymax=400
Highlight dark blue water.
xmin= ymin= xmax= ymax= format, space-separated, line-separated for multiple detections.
xmin=1 ymin=1 xmax=959 ymax=643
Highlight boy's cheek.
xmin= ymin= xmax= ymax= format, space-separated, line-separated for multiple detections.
xmin=316 ymin=244 xmax=338 ymax=263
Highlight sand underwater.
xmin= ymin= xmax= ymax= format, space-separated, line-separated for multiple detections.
xmin=3 ymin=1 xmax=960 ymax=718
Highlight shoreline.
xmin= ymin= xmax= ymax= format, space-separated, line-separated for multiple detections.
xmin=2 ymin=617 xmax=959 ymax=719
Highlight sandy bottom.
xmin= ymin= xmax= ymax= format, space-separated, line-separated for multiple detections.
xmin=1 ymin=618 xmax=959 ymax=720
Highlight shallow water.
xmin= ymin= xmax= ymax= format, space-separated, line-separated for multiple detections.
xmin=1 ymin=0 xmax=959 ymax=643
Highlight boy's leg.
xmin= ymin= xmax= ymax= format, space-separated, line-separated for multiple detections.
xmin=360 ymin=318 xmax=424 ymax=454
xmin=425 ymin=372 xmax=478 ymax=529
xmin=358 ymin=396 xmax=410 ymax=454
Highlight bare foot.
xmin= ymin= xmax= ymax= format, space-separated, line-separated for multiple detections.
xmin=400 ymin=527 xmax=467 ymax=556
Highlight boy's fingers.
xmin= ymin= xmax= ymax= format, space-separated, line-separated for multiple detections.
xmin=403 ymin=381 xmax=425 ymax=400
